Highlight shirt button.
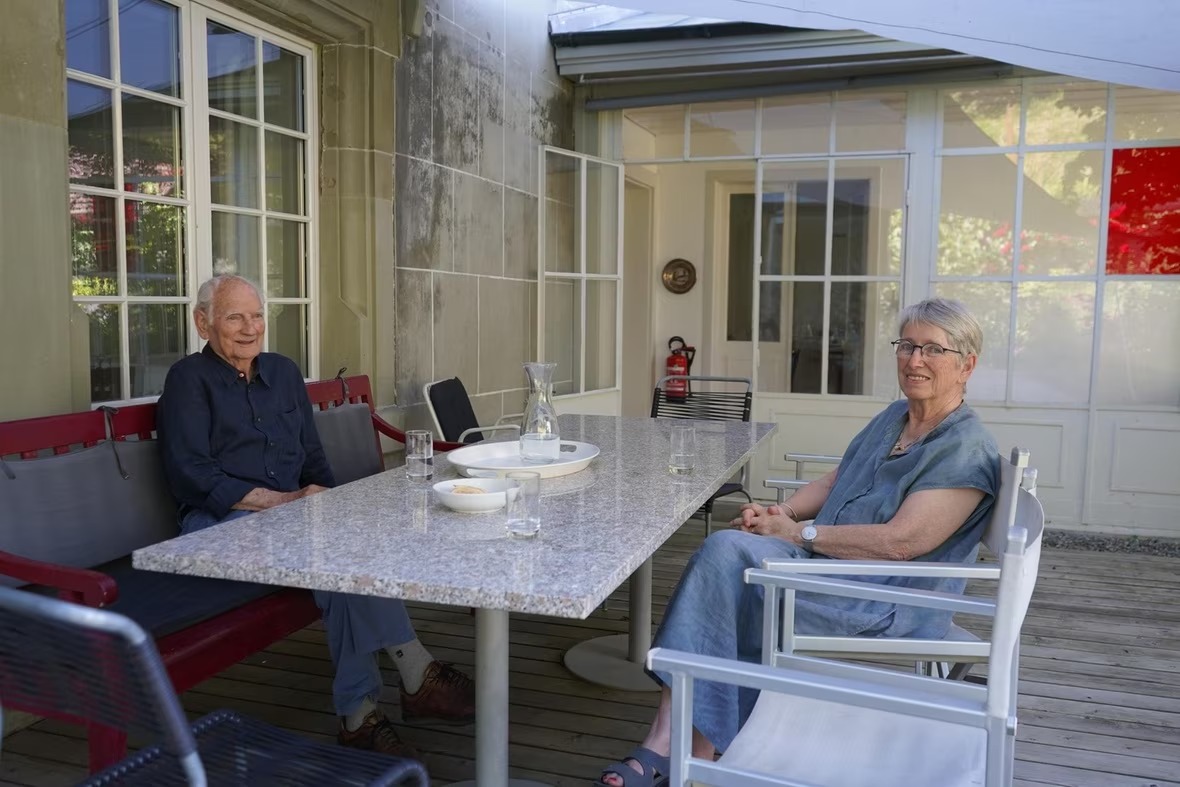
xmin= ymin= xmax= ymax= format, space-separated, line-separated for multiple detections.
xmin=269 ymin=441 xmax=275 ymax=447
xmin=268 ymin=471 xmax=276 ymax=477
xmin=255 ymin=417 xmax=262 ymax=424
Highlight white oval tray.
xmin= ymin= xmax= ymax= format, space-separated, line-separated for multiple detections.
xmin=446 ymin=440 xmax=599 ymax=479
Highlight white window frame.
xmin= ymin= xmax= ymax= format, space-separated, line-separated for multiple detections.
xmin=537 ymin=145 xmax=625 ymax=399
xmin=67 ymin=0 xmax=318 ymax=405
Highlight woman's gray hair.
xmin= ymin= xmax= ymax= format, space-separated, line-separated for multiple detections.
xmin=195 ymin=274 xmax=264 ymax=319
xmin=897 ymin=297 xmax=983 ymax=358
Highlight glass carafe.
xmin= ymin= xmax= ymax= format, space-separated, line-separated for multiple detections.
xmin=520 ymin=361 xmax=560 ymax=463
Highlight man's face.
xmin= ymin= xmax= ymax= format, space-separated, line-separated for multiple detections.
xmin=195 ymin=281 xmax=265 ymax=371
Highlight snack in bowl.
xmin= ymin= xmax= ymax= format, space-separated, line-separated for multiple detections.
xmin=433 ymin=478 xmax=512 ymax=513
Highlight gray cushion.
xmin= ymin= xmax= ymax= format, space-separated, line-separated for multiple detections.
xmin=313 ymin=403 xmax=384 ymax=485
xmin=100 ymin=557 xmax=278 ymax=638
xmin=1 ymin=440 xmax=179 ymax=587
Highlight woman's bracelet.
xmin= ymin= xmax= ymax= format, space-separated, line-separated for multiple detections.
xmin=783 ymin=503 xmax=800 ymax=521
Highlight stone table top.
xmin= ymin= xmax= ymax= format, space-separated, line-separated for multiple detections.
xmin=133 ymin=414 xmax=776 ymax=619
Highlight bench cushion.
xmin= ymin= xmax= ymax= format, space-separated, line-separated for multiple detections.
xmin=314 ymin=403 xmax=383 ymax=485
xmin=99 ymin=557 xmax=278 ymax=639
xmin=1 ymin=440 xmax=179 ymax=587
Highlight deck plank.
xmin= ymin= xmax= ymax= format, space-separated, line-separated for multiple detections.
xmin=2 ymin=520 xmax=1178 ymax=786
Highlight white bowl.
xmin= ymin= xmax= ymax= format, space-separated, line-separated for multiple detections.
xmin=432 ymin=478 xmax=513 ymax=513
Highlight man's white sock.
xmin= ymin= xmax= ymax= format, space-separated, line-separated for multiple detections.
xmin=344 ymin=695 xmax=377 ymax=731
xmin=386 ymin=638 xmax=433 ymax=694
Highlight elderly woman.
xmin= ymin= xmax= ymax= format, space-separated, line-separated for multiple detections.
xmin=598 ymin=297 xmax=1000 ymax=787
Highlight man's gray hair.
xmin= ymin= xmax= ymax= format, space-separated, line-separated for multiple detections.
xmin=195 ymin=274 xmax=264 ymax=319
xmin=897 ymin=297 xmax=983 ymax=358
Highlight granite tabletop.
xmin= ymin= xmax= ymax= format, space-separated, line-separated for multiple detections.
xmin=133 ymin=414 xmax=776 ymax=619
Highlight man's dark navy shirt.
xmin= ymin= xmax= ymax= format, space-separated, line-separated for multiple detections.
xmin=157 ymin=344 xmax=335 ymax=521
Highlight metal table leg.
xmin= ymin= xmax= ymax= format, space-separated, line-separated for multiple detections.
xmin=451 ymin=608 xmax=550 ymax=787
xmin=562 ymin=558 xmax=659 ymax=691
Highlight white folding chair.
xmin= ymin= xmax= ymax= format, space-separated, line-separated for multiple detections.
xmin=764 ymin=447 xmax=1036 ymax=680
xmin=649 ymin=469 xmax=1045 ymax=786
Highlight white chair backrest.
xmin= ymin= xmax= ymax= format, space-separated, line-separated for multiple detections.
xmin=980 ymin=448 xmax=1031 ymax=560
xmin=984 ymin=485 xmax=1045 ymax=720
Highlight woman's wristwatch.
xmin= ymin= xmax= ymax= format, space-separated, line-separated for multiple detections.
xmin=800 ymin=524 xmax=818 ymax=550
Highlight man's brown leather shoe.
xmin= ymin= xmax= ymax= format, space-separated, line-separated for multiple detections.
xmin=400 ymin=661 xmax=476 ymax=724
xmin=338 ymin=709 xmax=419 ymax=758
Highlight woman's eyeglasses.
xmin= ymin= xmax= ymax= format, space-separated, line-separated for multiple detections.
xmin=891 ymin=340 xmax=963 ymax=358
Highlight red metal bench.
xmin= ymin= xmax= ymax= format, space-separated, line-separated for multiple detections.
xmin=0 ymin=373 xmax=459 ymax=773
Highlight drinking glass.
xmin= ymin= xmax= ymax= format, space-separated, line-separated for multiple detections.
xmin=505 ymin=471 xmax=542 ymax=538
xmin=405 ymin=430 xmax=433 ymax=479
xmin=669 ymin=422 xmax=696 ymax=475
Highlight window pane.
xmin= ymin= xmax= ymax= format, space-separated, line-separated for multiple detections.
xmin=264 ymin=131 xmax=304 ymax=214
xmin=622 ymin=106 xmax=684 ymax=160
xmin=262 ymin=42 xmax=304 ymax=131
xmin=585 ymin=161 xmax=619 ymax=275
xmin=126 ymin=201 xmax=185 ymax=296
xmin=544 ymin=151 xmax=576 ymax=273
xmin=68 ymin=80 xmax=115 ymax=189
xmin=835 ymin=91 xmax=906 ymax=152
xmin=762 ymin=94 xmax=831 ymax=155
xmin=83 ymin=304 xmax=122 ymax=402
xmin=66 ymin=0 xmax=111 ymax=77
xmin=835 ymin=158 xmax=905 ymax=276
xmin=1012 ymin=282 xmax=1094 ymax=403
xmin=71 ymin=194 xmax=118 ymax=296
xmin=1020 ymin=150 xmax=1102 ymax=275
xmin=937 ymin=155 xmax=1016 ymax=276
xmin=757 ymin=281 xmax=823 ymax=394
xmin=123 ymin=94 xmax=183 ymax=197
xmin=207 ymin=21 xmax=257 ymax=118
xmin=586 ymin=280 xmax=617 ymax=391
xmin=762 ymin=160 xmax=831 ymax=277
xmin=1099 ymin=281 xmax=1180 ymax=407
xmin=1107 ymin=146 xmax=1180 ymax=275
xmin=266 ymin=219 xmax=306 ymax=298
xmin=1114 ymin=87 xmax=1180 ymax=141
xmin=119 ymin=0 xmax=180 ymax=97
xmin=727 ymin=193 xmax=755 ymax=343
xmin=545 ymin=279 xmax=581 ymax=395
xmin=942 ymin=86 xmax=1020 ymax=149
xmin=831 ymin=282 xmax=899 ymax=397
xmin=268 ymin=304 xmax=307 ymax=375
xmin=689 ymin=100 xmax=755 ymax=157
xmin=932 ymin=282 xmax=1010 ymax=401
xmin=210 ymin=116 xmax=259 ymax=208
xmin=212 ymin=211 xmax=260 ymax=281
xmin=1024 ymin=82 xmax=1106 ymax=145
xmin=129 ymin=303 xmax=186 ymax=397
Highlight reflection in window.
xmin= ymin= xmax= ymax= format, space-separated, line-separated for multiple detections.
xmin=1020 ymin=151 xmax=1102 ymax=275
xmin=66 ymin=0 xmax=111 ymax=77
xmin=1012 ymin=282 xmax=1094 ymax=403
xmin=1107 ymin=147 xmax=1180 ymax=275
xmin=71 ymin=194 xmax=118 ymax=295
xmin=938 ymin=155 xmax=1017 ymax=277
xmin=119 ymin=0 xmax=181 ymax=97
xmin=68 ymin=81 xmax=115 ymax=189
xmin=1099 ymin=281 xmax=1180 ymax=406
xmin=942 ymin=86 xmax=1021 ymax=149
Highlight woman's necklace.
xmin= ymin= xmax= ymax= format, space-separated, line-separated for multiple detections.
xmin=892 ymin=399 xmax=964 ymax=455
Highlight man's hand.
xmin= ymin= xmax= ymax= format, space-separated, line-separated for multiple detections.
xmin=730 ymin=502 xmax=802 ymax=542
xmin=233 ymin=485 xmax=325 ymax=511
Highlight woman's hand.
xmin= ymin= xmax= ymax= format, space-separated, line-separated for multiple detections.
xmin=730 ymin=503 xmax=801 ymax=542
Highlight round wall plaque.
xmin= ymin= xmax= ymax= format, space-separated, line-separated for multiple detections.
xmin=661 ymin=258 xmax=697 ymax=294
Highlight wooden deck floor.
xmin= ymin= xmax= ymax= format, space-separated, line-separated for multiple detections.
xmin=3 ymin=521 xmax=1179 ymax=786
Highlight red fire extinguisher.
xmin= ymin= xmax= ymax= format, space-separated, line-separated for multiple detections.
xmin=665 ymin=336 xmax=696 ymax=399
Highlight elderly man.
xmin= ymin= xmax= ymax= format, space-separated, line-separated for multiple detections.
xmin=158 ymin=274 xmax=473 ymax=757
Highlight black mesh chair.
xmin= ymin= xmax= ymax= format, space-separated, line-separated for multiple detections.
xmin=424 ymin=377 xmax=521 ymax=444
xmin=0 ymin=586 xmax=428 ymax=786
xmin=651 ymin=375 xmax=754 ymax=536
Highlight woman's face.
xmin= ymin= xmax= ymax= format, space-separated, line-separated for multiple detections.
xmin=896 ymin=321 xmax=976 ymax=405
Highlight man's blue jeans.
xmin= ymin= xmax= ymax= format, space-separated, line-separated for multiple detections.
xmin=181 ymin=508 xmax=417 ymax=716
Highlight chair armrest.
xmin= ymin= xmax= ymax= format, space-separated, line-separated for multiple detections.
xmin=648 ymin=647 xmax=984 ymax=725
xmin=763 ymin=478 xmax=806 ymax=503
xmin=370 ymin=411 xmax=463 ymax=452
xmin=0 ymin=550 xmax=118 ymax=607
xmin=786 ymin=452 xmax=841 ymax=465
xmin=744 ymin=569 xmax=998 ymax=617
xmin=458 ymin=423 xmax=520 ymax=442
xmin=758 ymin=558 xmax=1001 ymax=580
xmin=495 ymin=413 xmax=524 ymax=426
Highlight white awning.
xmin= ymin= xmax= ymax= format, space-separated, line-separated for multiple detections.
xmin=604 ymin=0 xmax=1179 ymax=91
